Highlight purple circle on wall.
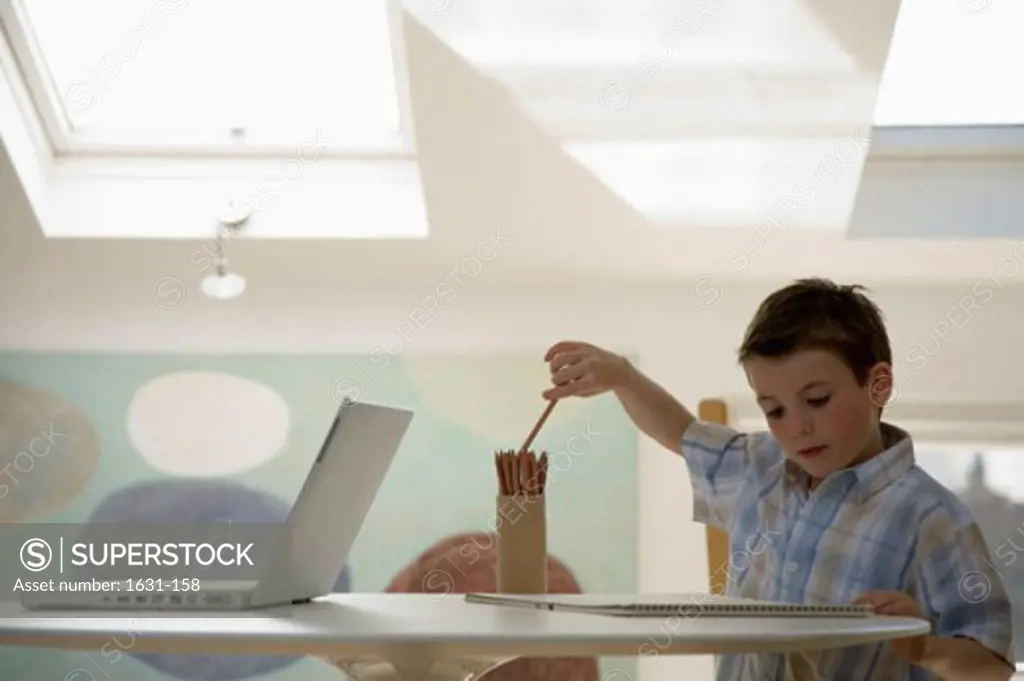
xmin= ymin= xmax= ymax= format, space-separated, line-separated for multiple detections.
xmin=86 ymin=479 xmax=352 ymax=681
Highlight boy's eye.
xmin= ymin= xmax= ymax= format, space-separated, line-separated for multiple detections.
xmin=807 ymin=396 xmax=831 ymax=408
xmin=765 ymin=408 xmax=783 ymax=420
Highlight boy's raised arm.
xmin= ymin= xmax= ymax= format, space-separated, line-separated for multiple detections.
xmin=605 ymin=358 xmax=777 ymax=533
xmin=544 ymin=340 xmax=770 ymax=532
xmin=543 ymin=341 xmax=695 ymax=452
xmin=611 ymin=361 xmax=696 ymax=454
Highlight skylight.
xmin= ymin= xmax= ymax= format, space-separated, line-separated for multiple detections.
xmin=566 ymin=138 xmax=865 ymax=230
xmin=411 ymin=0 xmax=852 ymax=70
xmin=13 ymin=0 xmax=407 ymax=151
xmin=874 ymin=0 xmax=1023 ymax=126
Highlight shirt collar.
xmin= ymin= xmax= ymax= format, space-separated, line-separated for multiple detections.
xmin=783 ymin=422 xmax=915 ymax=502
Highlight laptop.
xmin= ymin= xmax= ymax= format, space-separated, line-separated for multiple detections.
xmin=20 ymin=397 xmax=413 ymax=611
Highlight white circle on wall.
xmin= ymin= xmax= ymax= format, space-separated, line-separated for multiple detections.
xmin=126 ymin=371 xmax=290 ymax=477
xmin=401 ymin=356 xmax=584 ymax=445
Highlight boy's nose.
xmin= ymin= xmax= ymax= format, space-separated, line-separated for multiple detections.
xmin=794 ymin=416 xmax=815 ymax=438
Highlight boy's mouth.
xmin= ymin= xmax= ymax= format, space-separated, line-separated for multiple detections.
xmin=797 ymin=445 xmax=828 ymax=458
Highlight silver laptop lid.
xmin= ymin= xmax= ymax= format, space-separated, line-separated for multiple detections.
xmin=251 ymin=398 xmax=413 ymax=605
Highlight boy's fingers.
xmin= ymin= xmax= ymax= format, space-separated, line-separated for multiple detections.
xmin=542 ymin=384 xmax=577 ymax=400
xmin=544 ymin=341 xmax=589 ymax=361
xmin=853 ymin=592 xmax=894 ymax=607
xmin=544 ymin=342 xmax=576 ymax=361
xmin=854 ymin=590 xmax=900 ymax=601
xmin=544 ymin=371 xmax=592 ymax=398
xmin=552 ymin=361 xmax=588 ymax=385
xmin=853 ymin=591 xmax=918 ymax=617
xmin=548 ymin=349 xmax=587 ymax=373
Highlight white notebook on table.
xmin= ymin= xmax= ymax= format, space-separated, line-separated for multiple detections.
xmin=464 ymin=592 xmax=875 ymax=618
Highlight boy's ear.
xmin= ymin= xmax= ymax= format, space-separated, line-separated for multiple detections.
xmin=867 ymin=362 xmax=896 ymax=409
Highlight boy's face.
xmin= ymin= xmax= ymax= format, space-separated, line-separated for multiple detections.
xmin=743 ymin=348 xmax=892 ymax=483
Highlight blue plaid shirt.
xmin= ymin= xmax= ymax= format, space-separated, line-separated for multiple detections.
xmin=682 ymin=419 xmax=1015 ymax=680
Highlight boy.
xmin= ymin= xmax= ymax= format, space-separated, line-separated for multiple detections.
xmin=542 ymin=278 xmax=1015 ymax=681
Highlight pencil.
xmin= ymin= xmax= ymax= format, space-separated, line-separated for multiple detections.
xmin=539 ymin=452 xmax=548 ymax=494
xmin=496 ymin=452 xmax=508 ymax=495
xmin=528 ymin=450 xmax=536 ymax=493
xmin=504 ymin=452 xmax=511 ymax=495
xmin=520 ymin=399 xmax=558 ymax=454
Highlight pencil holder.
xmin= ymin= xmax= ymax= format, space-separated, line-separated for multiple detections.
xmin=495 ymin=492 xmax=547 ymax=594
xmin=494 ymin=448 xmax=549 ymax=594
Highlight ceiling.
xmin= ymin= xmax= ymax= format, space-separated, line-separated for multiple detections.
xmin=402 ymin=0 xmax=1024 ymax=239
xmin=1 ymin=0 xmax=1023 ymax=293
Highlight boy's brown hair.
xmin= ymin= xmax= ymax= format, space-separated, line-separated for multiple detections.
xmin=737 ymin=278 xmax=892 ymax=388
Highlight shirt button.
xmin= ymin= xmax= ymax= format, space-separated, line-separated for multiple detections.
xmin=787 ymin=562 xmax=800 ymax=573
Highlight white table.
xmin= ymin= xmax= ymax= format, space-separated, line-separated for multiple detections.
xmin=0 ymin=593 xmax=931 ymax=681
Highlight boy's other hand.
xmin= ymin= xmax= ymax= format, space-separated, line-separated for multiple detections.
xmin=853 ymin=591 xmax=929 ymax=663
xmin=543 ymin=341 xmax=632 ymax=400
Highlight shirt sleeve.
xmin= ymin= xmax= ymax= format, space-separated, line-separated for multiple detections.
xmin=917 ymin=520 xmax=1016 ymax=667
xmin=679 ymin=420 xmax=777 ymax=532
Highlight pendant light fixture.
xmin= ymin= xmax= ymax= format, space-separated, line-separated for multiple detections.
xmin=201 ymin=198 xmax=252 ymax=300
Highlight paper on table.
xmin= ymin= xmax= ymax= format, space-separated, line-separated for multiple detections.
xmin=464 ymin=592 xmax=876 ymax=618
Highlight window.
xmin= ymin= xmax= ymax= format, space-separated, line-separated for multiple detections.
xmin=874 ymin=0 xmax=1024 ymax=126
xmin=564 ymin=137 xmax=864 ymax=229
xmin=916 ymin=446 xmax=1024 ymax=666
xmin=5 ymin=0 xmax=410 ymax=153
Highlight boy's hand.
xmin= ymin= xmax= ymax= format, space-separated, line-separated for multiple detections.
xmin=543 ymin=341 xmax=632 ymax=400
xmin=853 ymin=591 xmax=929 ymax=663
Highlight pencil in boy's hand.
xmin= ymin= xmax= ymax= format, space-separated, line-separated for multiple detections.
xmin=520 ymin=399 xmax=558 ymax=454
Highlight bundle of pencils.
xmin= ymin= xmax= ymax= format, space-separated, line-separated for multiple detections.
xmin=494 ymin=450 xmax=549 ymax=496
xmin=494 ymin=400 xmax=557 ymax=595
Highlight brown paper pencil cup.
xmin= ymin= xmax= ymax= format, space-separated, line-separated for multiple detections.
xmin=494 ymin=448 xmax=549 ymax=594
xmin=496 ymin=492 xmax=547 ymax=593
